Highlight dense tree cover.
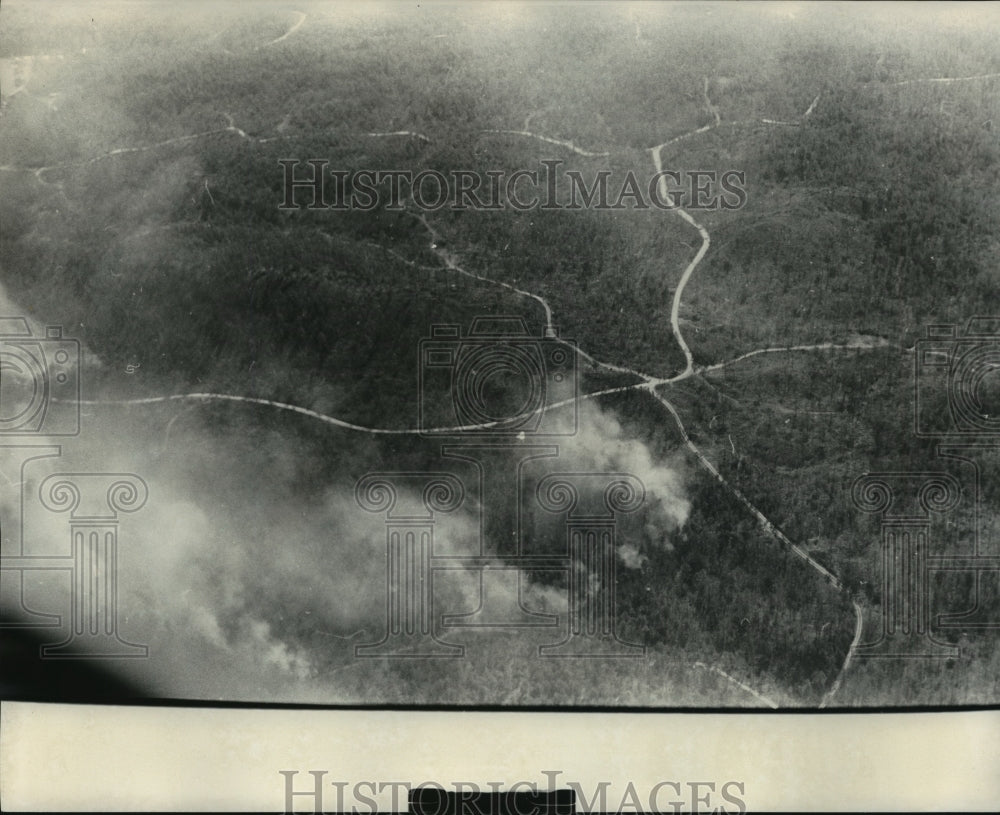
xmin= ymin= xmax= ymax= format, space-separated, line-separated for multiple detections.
xmin=2 ymin=1 xmax=998 ymax=704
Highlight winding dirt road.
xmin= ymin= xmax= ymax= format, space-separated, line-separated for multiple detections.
xmin=650 ymin=141 xmax=710 ymax=382
xmin=23 ymin=58 xmax=991 ymax=705
xmin=480 ymin=129 xmax=611 ymax=158
xmin=266 ymin=11 xmax=306 ymax=47
xmin=59 ymin=94 xmax=858 ymax=706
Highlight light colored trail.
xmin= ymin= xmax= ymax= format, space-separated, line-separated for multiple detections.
xmin=693 ymin=661 xmax=779 ymax=708
xmin=266 ymin=11 xmax=306 ymax=46
xmin=35 ymin=75 xmax=900 ymax=703
xmin=2 ymin=91 xmax=822 ymax=192
xmin=365 ymin=130 xmax=432 ymax=143
xmin=650 ymin=124 xmax=713 ymax=152
xmin=412 ymin=212 xmax=664 ymax=382
xmin=645 ymin=103 xmax=870 ymax=709
xmin=363 ymin=239 xmax=440 ymax=272
xmin=74 ymin=392 xmax=509 ymax=435
xmin=73 ymin=381 xmax=650 ymax=436
xmin=649 ymin=93 xmax=822 ymax=154
xmin=222 ymin=112 xmax=250 ymax=140
xmin=9 ymin=31 xmax=979 ymax=704
xmin=651 ymin=390 xmax=843 ymax=589
xmin=161 ymin=404 xmax=199 ymax=452
xmin=479 ymin=129 xmax=611 ymax=158
xmin=1 ymin=164 xmax=69 ymax=199
xmin=701 ymin=338 xmax=891 ymax=374
xmin=702 ymin=77 xmax=721 ymax=127
xmin=892 ymin=72 xmax=1000 ymax=86
xmin=56 ymin=109 xmax=817 ymax=708
xmin=23 ymin=117 xmax=256 ymax=180
xmin=640 ymin=99 xmax=867 ymax=702
xmin=271 ymin=107 xmax=862 ymax=704
xmin=78 ymin=393 xmax=432 ymax=434
xmin=641 ymin=134 xmax=864 ymax=697
xmin=650 ymin=143 xmax=709 ymax=382
xmin=9 ymin=110 xmax=289 ymax=182
xmin=412 ymin=211 xmax=554 ymax=333
xmin=819 ymin=599 xmax=864 ymax=708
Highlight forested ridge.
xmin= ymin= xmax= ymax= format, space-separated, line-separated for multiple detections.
xmin=2 ymin=1 xmax=998 ymax=705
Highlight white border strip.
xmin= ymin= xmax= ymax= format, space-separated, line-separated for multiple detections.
xmin=2 ymin=704 xmax=999 ymax=812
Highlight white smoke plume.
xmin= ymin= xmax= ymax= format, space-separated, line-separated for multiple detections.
xmin=536 ymin=397 xmax=692 ymax=563
xmin=1 ymin=305 xmax=690 ymax=700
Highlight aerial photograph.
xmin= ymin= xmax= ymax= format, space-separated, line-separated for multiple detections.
xmin=1 ymin=0 xmax=999 ymax=711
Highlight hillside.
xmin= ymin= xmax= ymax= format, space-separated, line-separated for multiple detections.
xmin=1 ymin=1 xmax=998 ymax=707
